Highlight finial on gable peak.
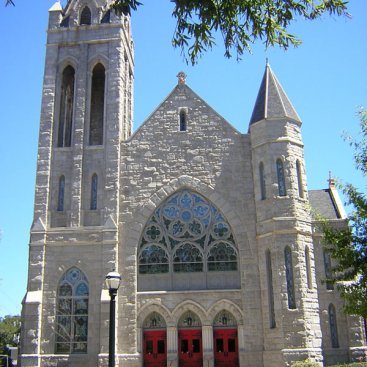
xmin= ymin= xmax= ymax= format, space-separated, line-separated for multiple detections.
xmin=177 ymin=71 xmax=187 ymax=85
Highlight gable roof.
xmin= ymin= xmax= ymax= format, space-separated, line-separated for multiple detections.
xmin=249 ymin=64 xmax=301 ymax=125
xmin=309 ymin=189 xmax=342 ymax=220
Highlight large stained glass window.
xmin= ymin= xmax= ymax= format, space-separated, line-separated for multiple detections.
xmin=138 ymin=190 xmax=238 ymax=274
xmin=56 ymin=268 xmax=89 ymax=354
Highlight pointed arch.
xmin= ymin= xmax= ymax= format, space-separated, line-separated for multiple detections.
xmin=172 ymin=300 xmax=208 ymax=326
xmin=266 ymin=250 xmax=276 ymax=328
xmin=89 ymin=63 xmax=105 ymax=145
xmin=259 ymin=161 xmax=266 ymax=200
xmin=90 ymin=173 xmax=98 ymax=210
xmin=296 ymin=159 xmax=304 ymax=198
xmin=80 ymin=6 xmax=91 ymax=25
xmin=138 ymin=303 xmax=173 ymax=328
xmin=284 ymin=246 xmax=296 ymax=309
xmin=57 ymin=65 xmax=75 ymax=148
xmin=56 ymin=267 xmax=89 ymax=353
xmin=137 ymin=189 xmax=240 ymax=290
xmin=179 ymin=109 xmax=187 ymax=131
xmin=57 ymin=175 xmax=65 ymax=211
xmin=276 ymin=158 xmax=286 ymax=196
xmin=208 ymin=300 xmax=244 ymax=326
xmin=328 ymin=304 xmax=339 ymax=348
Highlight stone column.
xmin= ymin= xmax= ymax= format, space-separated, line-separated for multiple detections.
xmin=203 ymin=325 xmax=214 ymax=367
xmin=167 ymin=326 xmax=178 ymax=367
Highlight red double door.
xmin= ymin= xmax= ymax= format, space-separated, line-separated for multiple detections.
xmin=214 ymin=328 xmax=239 ymax=367
xmin=143 ymin=330 xmax=167 ymax=367
xmin=178 ymin=329 xmax=203 ymax=367
xmin=144 ymin=328 xmax=238 ymax=367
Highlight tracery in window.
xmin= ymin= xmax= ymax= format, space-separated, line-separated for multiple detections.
xmin=90 ymin=174 xmax=98 ymax=210
xmin=80 ymin=6 xmax=91 ymax=25
xmin=323 ymin=250 xmax=334 ymax=290
xmin=284 ymin=246 xmax=296 ymax=309
xmin=139 ymin=245 xmax=169 ymax=274
xmin=276 ymin=159 xmax=286 ymax=196
xmin=296 ymin=160 xmax=304 ymax=198
xmin=56 ymin=268 xmax=89 ymax=354
xmin=305 ymin=246 xmax=312 ymax=289
xmin=213 ymin=310 xmax=237 ymax=328
xmin=329 ymin=304 xmax=339 ymax=348
xmin=208 ymin=242 xmax=237 ymax=271
xmin=57 ymin=66 xmax=75 ymax=147
xmin=89 ymin=63 xmax=105 ymax=145
xmin=143 ymin=312 xmax=166 ymax=330
xmin=266 ymin=250 xmax=276 ymax=328
xmin=259 ymin=162 xmax=266 ymax=200
xmin=57 ymin=175 xmax=65 ymax=212
xmin=179 ymin=110 xmax=187 ymax=131
xmin=138 ymin=190 xmax=238 ymax=274
xmin=178 ymin=311 xmax=201 ymax=328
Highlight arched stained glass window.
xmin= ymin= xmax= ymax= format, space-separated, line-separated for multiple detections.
xmin=90 ymin=174 xmax=98 ymax=210
xmin=323 ymin=250 xmax=334 ymax=290
xmin=138 ymin=190 xmax=238 ymax=274
xmin=143 ymin=312 xmax=167 ymax=330
xmin=259 ymin=162 xmax=266 ymax=200
xmin=179 ymin=110 xmax=187 ymax=131
xmin=178 ymin=311 xmax=201 ymax=328
xmin=296 ymin=160 xmax=304 ymax=198
xmin=57 ymin=175 xmax=65 ymax=211
xmin=139 ymin=245 xmax=169 ymax=274
xmin=266 ymin=250 xmax=276 ymax=328
xmin=213 ymin=310 xmax=237 ymax=328
xmin=305 ymin=246 xmax=312 ymax=289
xmin=329 ymin=304 xmax=339 ymax=348
xmin=276 ymin=159 xmax=286 ymax=197
xmin=208 ymin=242 xmax=237 ymax=271
xmin=80 ymin=6 xmax=91 ymax=25
xmin=89 ymin=63 xmax=105 ymax=145
xmin=58 ymin=66 xmax=75 ymax=147
xmin=56 ymin=267 xmax=89 ymax=354
xmin=173 ymin=243 xmax=203 ymax=272
xmin=284 ymin=246 xmax=296 ymax=309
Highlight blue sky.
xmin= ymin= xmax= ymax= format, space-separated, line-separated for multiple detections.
xmin=0 ymin=1 xmax=366 ymax=317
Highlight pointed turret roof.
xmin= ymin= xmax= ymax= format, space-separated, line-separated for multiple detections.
xmin=249 ymin=63 xmax=301 ymax=125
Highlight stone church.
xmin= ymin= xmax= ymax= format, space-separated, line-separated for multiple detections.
xmin=19 ymin=1 xmax=367 ymax=366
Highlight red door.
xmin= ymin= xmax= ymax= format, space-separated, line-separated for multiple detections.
xmin=214 ymin=329 xmax=239 ymax=367
xmin=178 ymin=329 xmax=203 ymax=367
xmin=143 ymin=330 xmax=167 ymax=367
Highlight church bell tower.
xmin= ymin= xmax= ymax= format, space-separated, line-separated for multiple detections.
xmin=20 ymin=1 xmax=133 ymax=366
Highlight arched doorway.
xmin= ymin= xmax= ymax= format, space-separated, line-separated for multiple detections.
xmin=178 ymin=311 xmax=203 ymax=367
xmin=213 ymin=310 xmax=239 ymax=367
xmin=143 ymin=312 xmax=167 ymax=367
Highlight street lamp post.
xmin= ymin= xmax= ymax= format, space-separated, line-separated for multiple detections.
xmin=105 ymin=271 xmax=121 ymax=367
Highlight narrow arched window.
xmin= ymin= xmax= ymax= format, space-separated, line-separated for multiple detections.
xmin=90 ymin=174 xmax=98 ymax=210
xmin=57 ymin=175 xmax=65 ymax=211
xmin=80 ymin=6 xmax=91 ymax=25
xmin=259 ymin=162 xmax=266 ymax=200
xmin=89 ymin=63 xmax=105 ymax=145
xmin=323 ymin=250 xmax=334 ymax=290
xmin=329 ymin=304 xmax=339 ymax=348
xmin=58 ymin=66 xmax=75 ymax=147
xmin=305 ymin=246 xmax=312 ymax=289
xmin=173 ymin=243 xmax=203 ymax=272
xmin=179 ymin=110 xmax=187 ymax=131
xmin=284 ymin=246 xmax=296 ymax=309
xmin=101 ymin=10 xmax=110 ymax=24
xmin=296 ymin=160 xmax=304 ymax=198
xmin=266 ymin=250 xmax=276 ymax=328
xmin=56 ymin=268 xmax=89 ymax=353
xmin=276 ymin=159 xmax=286 ymax=196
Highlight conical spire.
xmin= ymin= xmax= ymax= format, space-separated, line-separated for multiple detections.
xmin=249 ymin=63 xmax=301 ymax=125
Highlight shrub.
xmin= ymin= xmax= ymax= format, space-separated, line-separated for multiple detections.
xmin=291 ymin=361 xmax=320 ymax=367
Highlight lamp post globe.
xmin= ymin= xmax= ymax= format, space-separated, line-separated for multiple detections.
xmin=105 ymin=271 xmax=121 ymax=367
